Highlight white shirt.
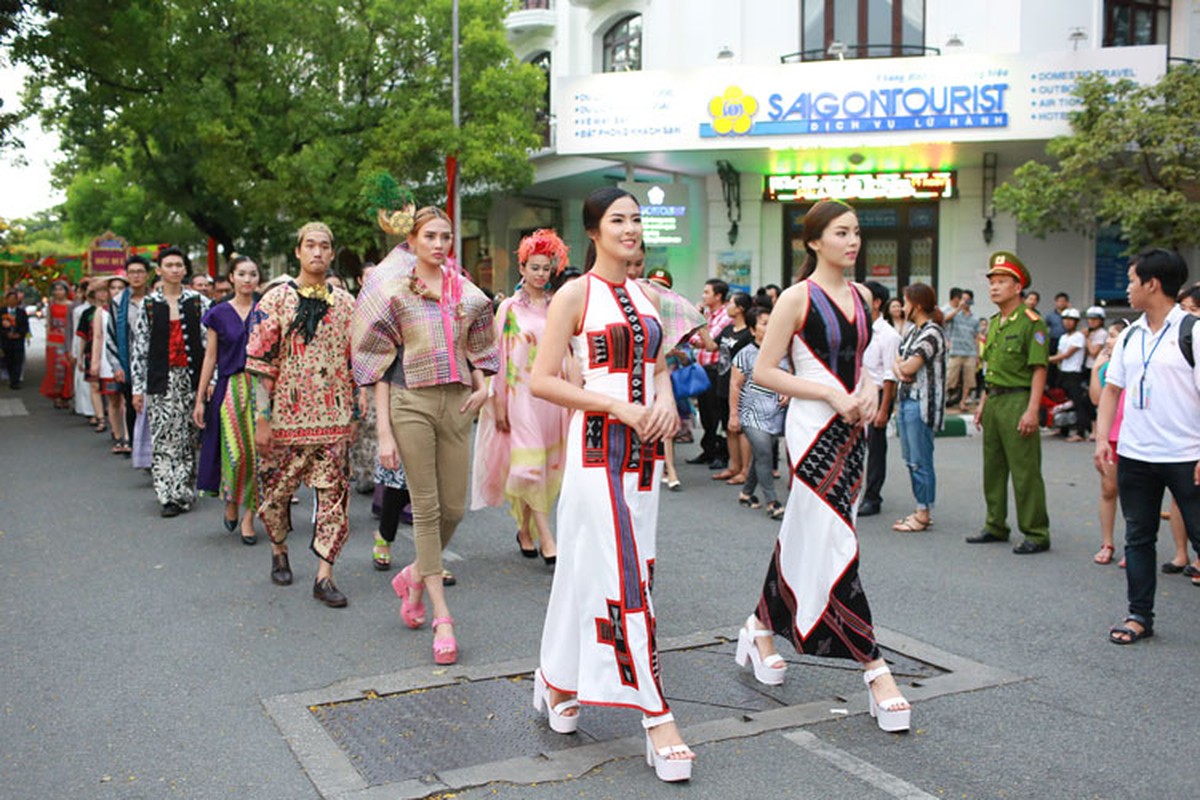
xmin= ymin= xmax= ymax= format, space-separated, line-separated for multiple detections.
xmin=862 ymin=315 xmax=902 ymax=386
xmin=1106 ymin=305 xmax=1200 ymax=462
xmin=1057 ymin=330 xmax=1086 ymax=373
xmin=1084 ymin=327 xmax=1108 ymax=369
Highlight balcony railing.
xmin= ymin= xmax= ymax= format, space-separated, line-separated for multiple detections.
xmin=505 ymin=0 xmax=555 ymax=36
xmin=780 ymin=43 xmax=942 ymax=63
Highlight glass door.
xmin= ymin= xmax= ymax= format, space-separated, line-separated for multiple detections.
xmin=782 ymin=201 xmax=940 ymax=291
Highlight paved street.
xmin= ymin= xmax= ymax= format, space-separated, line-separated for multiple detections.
xmin=2 ymin=343 xmax=1196 ymax=800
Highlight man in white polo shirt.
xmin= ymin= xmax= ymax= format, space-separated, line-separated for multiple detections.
xmin=859 ymin=281 xmax=901 ymax=517
xmin=1093 ymin=248 xmax=1200 ymax=645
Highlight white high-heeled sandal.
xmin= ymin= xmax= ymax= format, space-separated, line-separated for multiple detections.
xmin=734 ymin=615 xmax=787 ymax=686
xmin=532 ymin=668 xmax=579 ymax=734
xmin=642 ymin=712 xmax=694 ymax=782
xmin=863 ymin=665 xmax=911 ymax=732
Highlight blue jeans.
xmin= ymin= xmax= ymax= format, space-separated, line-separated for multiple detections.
xmin=1116 ymin=457 xmax=1200 ymax=626
xmin=897 ymin=398 xmax=936 ymax=510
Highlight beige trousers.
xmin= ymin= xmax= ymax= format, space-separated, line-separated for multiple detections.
xmin=946 ymin=355 xmax=977 ymax=398
xmin=389 ymin=383 xmax=473 ymax=577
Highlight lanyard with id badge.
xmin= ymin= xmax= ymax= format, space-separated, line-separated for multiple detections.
xmin=1134 ymin=321 xmax=1172 ymax=410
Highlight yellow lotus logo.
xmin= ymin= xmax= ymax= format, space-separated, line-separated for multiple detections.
xmin=708 ymin=86 xmax=757 ymax=135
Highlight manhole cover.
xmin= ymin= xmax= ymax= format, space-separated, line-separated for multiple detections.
xmin=307 ymin=641 xmax=944 ymax=788
xmin=264 ymin=626 xmax=1020 ymax=800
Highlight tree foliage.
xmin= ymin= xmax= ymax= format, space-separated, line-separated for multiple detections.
xmin=994 ymin=66 xmax=1200 ymax=252
xmin=0 ymin=209 xmax=78 ymax=255
xmin=10 ymin=0 xmax=544 ymax=256
xmin=60 ymin=163 xmax=205 ymax=247
xmin=0 ymin=0 xmax=30 ymax=154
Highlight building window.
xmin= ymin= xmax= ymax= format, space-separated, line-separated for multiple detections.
xmin=530 ymin=51 xmax=552 ymax=147
xmin=801 ymin=0 xmax=924 ymax=60
xmin=1103 ymin=0 xmax=1170 ymax=47
xmin=602 ymin=14 xmax=642 ymax=72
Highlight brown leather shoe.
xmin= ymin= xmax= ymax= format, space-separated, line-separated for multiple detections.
xmin=313 ymin=577 xmax=348 ymax=608
xmin=270 ymin=552 xmax=292 ymax=585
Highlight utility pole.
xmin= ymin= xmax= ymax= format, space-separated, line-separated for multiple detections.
xmin=451 ymin=0 xmax=462 ymax=263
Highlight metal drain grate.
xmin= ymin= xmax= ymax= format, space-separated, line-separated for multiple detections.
xmin=307 ymin=642 xmax=944 ymax=788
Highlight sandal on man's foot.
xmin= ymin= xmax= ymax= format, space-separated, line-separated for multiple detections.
xmin=766 ymin=501 xmax=785 ymax=520
xmin=738 ymin=493 xmax=760 ymax=509
xmin=892 ymin=513 xmax=931 ymax=532
xmin=1109 ymin=615 xmax=1154 ymax=645
xmin=1094 ymin=544 xmax=1116 ymax=565
xmin=372 ymin=535 xmax=392 ymax=571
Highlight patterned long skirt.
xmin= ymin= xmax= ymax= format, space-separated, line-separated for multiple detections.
xmin=756 ymin=400 xmax=880 ymax=664
xmin=217 ymin=372 xmax=257 ymax=508
xmin=539 ymin=413 xmax=668 ymax=715
xmin=40 ymin=339 xmax=73 ymax=401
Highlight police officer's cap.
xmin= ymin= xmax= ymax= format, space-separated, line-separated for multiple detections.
xmin=646 ymin=268 xmax=673 ymax=289
xmin=986 ymin=251 xmax=1031 ymax=289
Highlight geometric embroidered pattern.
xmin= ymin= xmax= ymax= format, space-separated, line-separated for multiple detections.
xmin=583 ymin=412 xmax=607 ymax=466
xmin=792 ymin=417 xmax=866 ymax=526
xmin=610 ymin=286 xmax=647 ymax=405
xmin=596 ymin=599 xmax=638 ymax=688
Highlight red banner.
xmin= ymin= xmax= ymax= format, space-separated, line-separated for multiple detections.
xmin=445 ymin=155 xmax=458 ymax=257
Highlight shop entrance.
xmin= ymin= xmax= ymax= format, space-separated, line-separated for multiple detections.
xmin=782 ymin=202 xmax=939 ymax=294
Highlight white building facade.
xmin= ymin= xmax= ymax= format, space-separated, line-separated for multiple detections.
xmin=488 ymin=0 xmax=1198 ymax=306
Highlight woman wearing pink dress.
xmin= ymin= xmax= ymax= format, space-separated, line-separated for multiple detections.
xmin=471 ymin=229 xmax=570 ymax=564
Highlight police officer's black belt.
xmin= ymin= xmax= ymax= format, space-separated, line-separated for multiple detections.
xmin=985 ymin=384 xmax=1029 ymax=397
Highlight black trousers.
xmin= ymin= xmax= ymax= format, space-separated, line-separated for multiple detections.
xmin=122 ymin=379 xmax=136 ymax=437
xmin=696 ymin=364 xmax=728 ymax=461
xmin=1117 ymin=457 xmax=1200 ymax=625
xmin=378 ymin=486 xmax=412 ymax=543
xmin=1059 ymin=371 xmax=1091 ymax=435
xmin=1 ymin=343 xmax=25 ymax=387
xmin=863 ymin=388 xmax=889 ymax=506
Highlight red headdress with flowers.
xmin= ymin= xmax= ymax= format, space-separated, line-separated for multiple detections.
xmin=517 ymin=228 xmax=570 ymax=275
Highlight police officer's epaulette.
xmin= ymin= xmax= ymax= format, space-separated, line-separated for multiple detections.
xmin=1024 ymin=308 xmax=1040 ymax=322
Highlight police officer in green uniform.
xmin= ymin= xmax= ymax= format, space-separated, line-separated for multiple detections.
xmin=966 ymin=251 xmax=1052 ymax=553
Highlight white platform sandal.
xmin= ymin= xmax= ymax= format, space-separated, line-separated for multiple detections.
xmin=532 ymin=668 xmax=579 ymax=734
xmin=863 ymin=665 xmax=911 ymax=732
xmin=642 ymin=712 xmax=694 ymax=782
xmin=734 ymin=615 xmax=787 ymax=686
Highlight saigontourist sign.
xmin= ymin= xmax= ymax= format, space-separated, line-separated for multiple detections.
xmin=556 ymin=45 xmax=1165 ymax=155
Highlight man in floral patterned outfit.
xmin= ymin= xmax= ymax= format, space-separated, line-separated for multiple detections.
xmin=246 ymin=222 xmax=357 ymax=607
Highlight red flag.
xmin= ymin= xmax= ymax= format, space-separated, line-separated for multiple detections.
xmin=445 ymin=155 xmax=458 ymax=256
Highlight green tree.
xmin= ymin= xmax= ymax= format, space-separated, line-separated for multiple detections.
xmin=0 ymin=0 xmax=30 ymax=154
xmin=10 ymin=0 xmax=544 ymax=256
xmin=994 ymin=66 xmax=1200 ymax=252
xmin=0 ymin=208 xmax=80 ymax=255
xmin=60 ymin=162 xmax=205 ymax=247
